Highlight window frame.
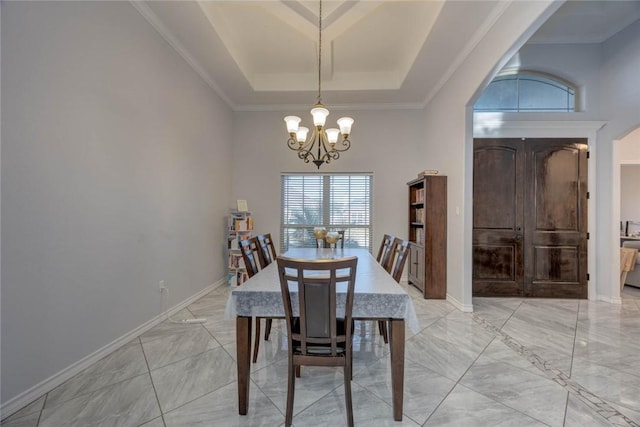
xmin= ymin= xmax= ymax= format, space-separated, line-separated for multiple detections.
xmin=474 ymin=70 xmax=577 ymax=113
xmin=280 ymin=172 xmax=373 ymax=253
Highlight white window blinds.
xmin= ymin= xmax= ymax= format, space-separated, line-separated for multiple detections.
xmin=281 ymin=173 xmax=373 ymax=252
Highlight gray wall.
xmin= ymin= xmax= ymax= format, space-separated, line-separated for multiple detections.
xmin=1 ymin=2 xmax=233 ymax=403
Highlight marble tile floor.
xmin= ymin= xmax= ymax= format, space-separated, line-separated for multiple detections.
xmin=3 ymin=285 xmax=640 ymax=427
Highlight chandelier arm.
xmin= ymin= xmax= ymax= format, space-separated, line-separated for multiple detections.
xmin=286 ymin=137 xmax=301 ymax=150
xmin=331 ymin=138 xmax=351 ymax=152
xmin=317 ymin=129 xmax=326 ymax=161
xmin=296 ymin=130 xmax=321 ymax=163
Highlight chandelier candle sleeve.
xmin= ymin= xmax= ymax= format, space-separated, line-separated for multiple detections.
xmin=284 ymin=116 xmax=301 ymax=134
xmin=311 ymin=106 xmax=329 ymax=127
xmin=296 ymin=127 xmax=309 ymax=144
xmin=337 ymin=117 xmax=354 ymax=136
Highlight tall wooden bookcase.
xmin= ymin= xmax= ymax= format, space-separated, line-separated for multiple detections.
xmin=227 ymin=211 xmax=253 ymax=286
xmin=407 ymin=176 xmax=447 ymax=298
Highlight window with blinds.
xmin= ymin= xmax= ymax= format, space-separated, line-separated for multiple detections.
xmin=281 ymin=173 xmax=373 ymax=252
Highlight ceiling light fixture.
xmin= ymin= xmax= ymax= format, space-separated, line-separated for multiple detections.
xmin=284 ymin=0 xmax=354 ymax=169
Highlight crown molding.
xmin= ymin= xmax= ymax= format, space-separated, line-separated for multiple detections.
xmin=234 ymin=102 xmax=425 ymax=113
xmin=421 ymin=1 xmax=511 ymax=109
xmin=129 ymin=1 xmax=234 ymax=109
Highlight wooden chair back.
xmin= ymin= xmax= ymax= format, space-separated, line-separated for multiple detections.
xmin=389 ymin=238 xmax=410 ymax=283
xmin=257 ymin=233 xmax=277 ymax=266
xmin=376 ymin=234 xmax=397 ymax=273
xmin=243 ymin=235 xmax=278 ymax=363
xmin=240 ymin=237 xmax=266 ymax=278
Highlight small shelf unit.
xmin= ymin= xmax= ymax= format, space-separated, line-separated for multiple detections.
xmin=407 ymin=175 xmax=447 ymax=299
xmin=227 ymin=211 xmax=253 ymax=286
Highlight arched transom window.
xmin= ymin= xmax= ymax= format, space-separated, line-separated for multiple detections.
xmin=474 ymin=71 xmax=576 ymax=112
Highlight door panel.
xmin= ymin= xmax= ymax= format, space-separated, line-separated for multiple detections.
xmin=525 ymin=140 xmax=588 ymax=298
xmin=473 ymin=139 xmax=524 ymax=296
xmin=473 ymin=138 xmax=588 ymax=298
xmin=408 ymin=243 xmax=424 ymax=293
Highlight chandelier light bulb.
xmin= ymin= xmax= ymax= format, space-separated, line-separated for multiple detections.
xmin=296 ymin=126 xmax=309 ymax=143
xmin=337 ymin=117 xmax=354 ymax=135
xmin=310 ymin=106 xmax=329 ymax=127
xmin=284 ymin=116 xmax=301 ymax=134
xmin=326 ymin=128 xmax=340 ymax=144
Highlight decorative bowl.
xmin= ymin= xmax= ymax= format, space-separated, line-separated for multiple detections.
xmin=325 ymin=231 xmax=340 ymax=245
xmin=313 ymin=227 xmax=327 ymax=239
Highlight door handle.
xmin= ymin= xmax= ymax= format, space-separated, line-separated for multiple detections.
xmin=515 ymin=234 xmax=523 ymax=241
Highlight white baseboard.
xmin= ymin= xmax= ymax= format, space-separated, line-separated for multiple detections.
xmin=598 ymin=294 xmax=622 ymax=305
xmin=1 ymin=278 xmax=226 ymax=419
xmin=446 ymin=293 xmax=474 ymax=312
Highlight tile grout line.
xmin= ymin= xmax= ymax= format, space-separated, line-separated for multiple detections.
xmin=138 ymin=336 xmax=168 ymax=427
xmin=471 ymin=312 xmax=640 ymax=427
xmin=34 ymin=393 xmax=47 ymax=427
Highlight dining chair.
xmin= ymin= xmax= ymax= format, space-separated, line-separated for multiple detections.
xmin=257 ymin=233 xmax=277 ymax=265
xmin=372 ymin=238 xmax=410 ymax=344
xmin=239 ymin=237 xmax=271 ymax=363
xmin=240 ymin=237 xmax=265 ymax=275
xmin=369 ymin=234 xmax=398 ymax=343
xmin=276 ymin=255 xmax=358 ymax=427
xmin=322 ymin=230 xmax=345 ymax=248
xmin=389 ymin=238 xmax=410 ymax=283
xmin=256 ymin=233 xmax=279 ymax=343
xmin=376 ymin=234 xmax=397 ymax=273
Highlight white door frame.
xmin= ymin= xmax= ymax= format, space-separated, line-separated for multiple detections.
xmin=471 ymin=117 xmax=606 ymax=301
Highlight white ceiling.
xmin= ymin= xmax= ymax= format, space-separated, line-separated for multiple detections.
xmin=132 ymin=0 xmax=640 ymax=111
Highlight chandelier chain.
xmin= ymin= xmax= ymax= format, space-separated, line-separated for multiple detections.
xmin=317 ymin=0 xmax=322 ymax=105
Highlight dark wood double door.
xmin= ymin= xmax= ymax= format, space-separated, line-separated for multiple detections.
xmin=473 ymin=138 xmax=588 ymax=298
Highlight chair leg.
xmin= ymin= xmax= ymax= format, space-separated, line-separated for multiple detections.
xmin=264 ymin=318 xmax=273 ymax=340
xmin=285 ymin=360 xmax=296 ymax=427
xmin=295 ymin=365 xmax=301 ymax=378
xmin=252 ymin=317 xmax=261 ymax=363
xmin=344 ymin=361 xmax=354 ymax=427
xmin=378 ymin=320 xmax=389 ymax=344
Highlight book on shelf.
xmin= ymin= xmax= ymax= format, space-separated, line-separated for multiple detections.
xmin=234 ymin=217 xmax=253 ymax=232
xmin=414 ymin=208 xmax=424 ymax=223
xmin=237 ymin=271 xmax=249 ymax=286
xmin=228 ymin=211 xmax=253 ymax=230
xmin=228 ymin=253 xmax=245 ymax=269
xmin=414 ymin=188 xmax=425 ymax=204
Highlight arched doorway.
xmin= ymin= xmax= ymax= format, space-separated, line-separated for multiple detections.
xmin=615 ymin=126 xmax=640 ymax=298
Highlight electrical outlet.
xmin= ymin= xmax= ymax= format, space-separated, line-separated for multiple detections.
xmin=159 ymin=280 xmax=166 ymax=292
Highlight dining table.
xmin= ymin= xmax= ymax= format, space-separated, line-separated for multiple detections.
xmin=224 ymin=247 xmax=420 ymax=421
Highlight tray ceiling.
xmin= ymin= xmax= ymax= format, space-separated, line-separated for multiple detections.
xmin=132 ymin=0 xmax=640 ymax=110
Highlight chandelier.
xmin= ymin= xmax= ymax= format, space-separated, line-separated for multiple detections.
xmin=284 ymin=0 xmax=354 ymax=169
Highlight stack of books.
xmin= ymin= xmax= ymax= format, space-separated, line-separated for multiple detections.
xmin=418 ymin=170 xmax=439 ymax=178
